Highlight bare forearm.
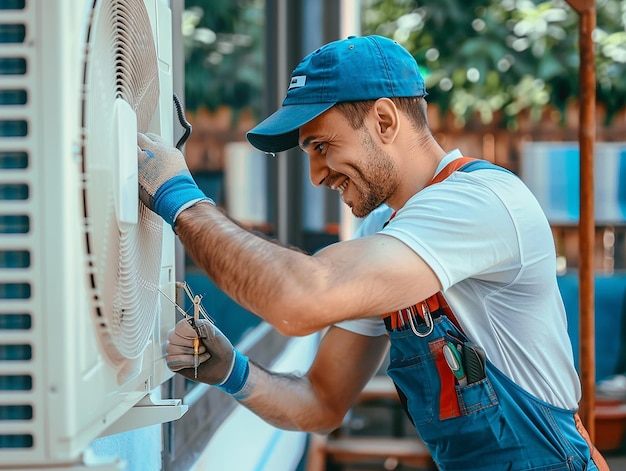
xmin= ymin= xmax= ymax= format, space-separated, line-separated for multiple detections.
xmin=175 ymin=203 xmax=320 ymax=334
xmin=232 ymin=329 xmax=389 ymax=433
xmin=177 ymin=203 xmax=283 ymax=301
xmin=235 ymin=362 xmax=345 ymax=433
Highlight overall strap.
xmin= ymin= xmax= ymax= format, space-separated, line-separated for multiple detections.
xmin=430 ymin=157 xmax=512 ymax=186
xmin=575 ymin=413 xmax=610 ymax=471
xmin=429 ymin=156 xmax=478 ymax=185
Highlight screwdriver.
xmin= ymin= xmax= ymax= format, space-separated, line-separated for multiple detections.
xmin=193 ymin=294 xmax=200 ymax=378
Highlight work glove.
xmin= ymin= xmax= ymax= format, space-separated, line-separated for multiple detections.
xmin=166 ymin=318 xmax=250 ymax=396
xmin=137 ymin=132 xmax=213 ymax=228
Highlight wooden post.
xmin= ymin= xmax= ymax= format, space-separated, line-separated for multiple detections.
xmin=565 ymin=0 xmax=597 ymax=440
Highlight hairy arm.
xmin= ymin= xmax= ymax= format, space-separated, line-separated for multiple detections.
xmin=236 ymin=327 xmax=390 ymax=433
xmin=175 ymin=203 xmax=440 ymax=336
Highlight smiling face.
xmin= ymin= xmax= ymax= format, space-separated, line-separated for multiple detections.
xmin=299 ymin=107 xmax=400 ymax=218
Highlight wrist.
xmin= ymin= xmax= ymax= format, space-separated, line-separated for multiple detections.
xmin=231 ymin=362 xmax=256 ymax=401
xmin=217 ymin=349 xmax=250 ymax=396
xmin=153 ymin=173 xmax=214 ymax=228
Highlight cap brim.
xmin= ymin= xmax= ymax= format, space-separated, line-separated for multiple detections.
xmin=246 ymin=102 xmax=335 ymax=153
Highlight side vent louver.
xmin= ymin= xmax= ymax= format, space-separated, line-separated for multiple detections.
xmin=0 ymin=0 xmax=183 ymax=467
xmin=0 ymin=0 xmax=33 ymax=453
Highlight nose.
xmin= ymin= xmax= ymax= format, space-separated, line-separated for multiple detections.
xmin=308 ymin=154 xmax=328 ymax=187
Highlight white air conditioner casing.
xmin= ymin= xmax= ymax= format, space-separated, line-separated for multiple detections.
xmin=0 ymin=0 xmax=184 ymax=468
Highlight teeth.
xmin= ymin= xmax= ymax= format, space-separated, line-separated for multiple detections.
xmin=337 ymin=180 xmax=348 ymax=194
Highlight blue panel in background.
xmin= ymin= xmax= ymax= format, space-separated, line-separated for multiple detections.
xmin=522 ymin=142 xmax=626 ymax=224
xmin=619 ymin=149 xmax=626 ymax=219
xmin=557 ymin=273 xmax=626 ymax=381
xmin=548 ymin=147 xmax=580 ymax=222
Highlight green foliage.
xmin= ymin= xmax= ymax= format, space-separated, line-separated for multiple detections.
xmin=182 ymin=0 xmax=264 ymax=120
xmin=361 ymin=0 xmax=626 ymax=127
xmin=183 ymin=0 xmax=626 ymax=128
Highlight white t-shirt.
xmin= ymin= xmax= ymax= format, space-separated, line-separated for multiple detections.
xmin=336 ymin=150 xmax=581 ymax=410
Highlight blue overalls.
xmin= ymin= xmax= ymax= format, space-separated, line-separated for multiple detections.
xmin=383 ymin=159 xmax=607 ymax=471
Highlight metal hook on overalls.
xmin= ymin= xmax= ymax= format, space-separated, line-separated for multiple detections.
xmin=407 ymin=302 xmax=434 ymax=337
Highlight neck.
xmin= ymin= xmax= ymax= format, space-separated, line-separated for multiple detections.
xmin=386 ymin=133 xmax=446 ymax=210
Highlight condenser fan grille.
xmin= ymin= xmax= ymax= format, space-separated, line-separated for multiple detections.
xmin=81 ymin=0 xmax=164 ymax=377
xmin=110 ymin=1 xmax=159 ymax=130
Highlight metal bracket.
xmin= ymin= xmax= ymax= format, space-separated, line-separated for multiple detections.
xmin=101 ymin=394 xmax=188 ymax=437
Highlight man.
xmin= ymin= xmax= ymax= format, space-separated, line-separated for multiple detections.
xmin=137 ymin=35 xmax=607 ymax=470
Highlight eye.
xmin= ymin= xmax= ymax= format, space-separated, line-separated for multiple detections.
xmin=315 ymin=143 xmax=327 ymax=154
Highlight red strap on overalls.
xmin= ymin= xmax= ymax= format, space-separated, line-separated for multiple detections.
xmin=429 ymin=156 xmax=477 ymax=185
xmin=575 ymin=413 xmax=610 ymax=471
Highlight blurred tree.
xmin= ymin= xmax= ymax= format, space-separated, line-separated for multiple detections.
xmin=183 ymin=0 xmax=625 ymax=128
xmin=361 ymin=0 xmax=626 ymax=127
xmin=182 ymin=0 xmax=264 ymax=123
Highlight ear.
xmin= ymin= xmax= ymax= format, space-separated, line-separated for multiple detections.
xmin=372 ymin=98 xmax=400 ymax=144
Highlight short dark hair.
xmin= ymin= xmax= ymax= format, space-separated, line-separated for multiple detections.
xmin=334 ymin=96 xmax=429 ymax=131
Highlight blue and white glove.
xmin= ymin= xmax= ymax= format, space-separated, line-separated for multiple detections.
xmin=166 ymin=318 xmax=250 ymax=397
xmin=137 ymin=132 xmax=213 ymax=228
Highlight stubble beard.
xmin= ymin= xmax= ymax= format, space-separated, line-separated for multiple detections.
xmin=349 ymin=129 xmax=399 ymax=218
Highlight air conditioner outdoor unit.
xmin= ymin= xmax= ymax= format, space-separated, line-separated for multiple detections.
xmin=0 ymin=0 xmax=186 ymax=469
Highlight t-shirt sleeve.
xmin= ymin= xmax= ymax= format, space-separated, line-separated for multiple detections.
xmin=335 ymin=315 xmax=387 ymax=336
xmin=379 ymin=172 xmax=521 ymax=291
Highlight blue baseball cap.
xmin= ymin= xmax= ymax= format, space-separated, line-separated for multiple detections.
xmin=246 ymin=35 xmax=427 ymax=153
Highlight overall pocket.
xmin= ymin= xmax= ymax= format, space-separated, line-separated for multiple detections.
xmin=456 ymin=376 xmax=499 ymax=415
xmin=386 ymin=334 xmax=434 ymax=426
xmin=417 ymin=339 xmax=505 ymax=459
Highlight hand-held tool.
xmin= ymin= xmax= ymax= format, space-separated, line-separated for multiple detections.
xmin=443 ymin=342 xmax=467 ymax=387
xmin=192 ymin=294 xmax=200 ymax=378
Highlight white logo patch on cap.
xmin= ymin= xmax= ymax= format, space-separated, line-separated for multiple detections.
xmin=288 ymin=75 xmax=307 ymax=90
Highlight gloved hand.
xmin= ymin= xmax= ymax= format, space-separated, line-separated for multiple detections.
xmin=137 ymin=132 xmax=213 ymax=228
xmin=166 ymin=318 xmax=250 ymax=395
